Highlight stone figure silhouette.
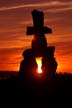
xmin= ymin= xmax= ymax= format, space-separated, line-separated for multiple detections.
xmin=19 ymin=9 xmax=57 ymax=81
xmin=19 ymin=50 xmax=38 ymax=80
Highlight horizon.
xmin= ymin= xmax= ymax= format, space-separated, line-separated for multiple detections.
xmin=0 ymin=0 xmax=72 ymax=73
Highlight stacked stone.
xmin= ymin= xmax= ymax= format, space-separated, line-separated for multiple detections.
xmin=19 ymin=10 xmax=57 ymax=81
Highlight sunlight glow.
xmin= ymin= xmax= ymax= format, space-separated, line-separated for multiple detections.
xmin=35 ymin=57 xmax=43 ymax=74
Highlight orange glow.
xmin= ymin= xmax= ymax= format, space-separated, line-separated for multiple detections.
xmin=35 ymin=57 xmax=43 ymax=74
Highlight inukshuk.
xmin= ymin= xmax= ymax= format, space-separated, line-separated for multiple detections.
xmin=19 ymin=10 xmax=57 ymax=81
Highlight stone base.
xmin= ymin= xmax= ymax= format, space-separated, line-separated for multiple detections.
xmin=19 ymin=46 xmax=57 ymax=81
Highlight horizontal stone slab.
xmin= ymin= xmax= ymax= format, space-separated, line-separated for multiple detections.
xmin=22 ymin=46 xmax=55 ymax=58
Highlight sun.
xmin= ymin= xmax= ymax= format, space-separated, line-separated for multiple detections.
xmin=35 ymin=57 xmax=42 ymax=74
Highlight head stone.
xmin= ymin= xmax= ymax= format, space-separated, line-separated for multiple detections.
xmin=32 ymin=9 xmax=44 ymax=27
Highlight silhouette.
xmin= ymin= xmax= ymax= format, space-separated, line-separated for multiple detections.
xmin=19 ymin=49 xmax=38 ymax=81
xmin=27 ymin=9 xmax=52 ymax=51
xmin=0 ymin=10 xmax=72 ymax=103
xmin=19 ymin=9 xmax=57 ymax=81
xmin=42 ymin=46 xmax=57 ymax=79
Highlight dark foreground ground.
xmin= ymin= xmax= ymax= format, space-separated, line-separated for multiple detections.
xmin=0 ymin=71 xmax=72 ymax=105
